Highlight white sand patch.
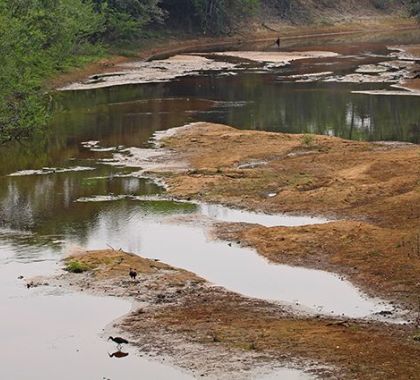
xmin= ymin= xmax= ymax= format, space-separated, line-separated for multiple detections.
xmin=213 ymin=51 xmax=339 ymax=66
xmin=59 ymin=55 xmax=237 ymax=91
xmin=8 ymin=166 xmax=95 ymax=176
xmin=352 ymin=89 xmax=420 ymax=96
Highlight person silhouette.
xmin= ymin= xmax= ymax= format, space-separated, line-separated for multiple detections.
xmin=276 ymin=37 xmax=281 ymax=48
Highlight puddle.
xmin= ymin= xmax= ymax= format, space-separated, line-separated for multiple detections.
xmin=260 ymin=370 xmax=313 ymax=380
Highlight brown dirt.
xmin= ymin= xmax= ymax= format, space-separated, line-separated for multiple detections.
xmin=54 ymin=249 xmax=420 ymax=380
xmin=215 ymin=221 xmax=420 ymax=306
xmin=157 ymin=122 xmax=420 ymax=308
xmin=64 ymin=248 xmax=201 ymax=287
xmin=148 ymin=297 xmax=420 ymax=380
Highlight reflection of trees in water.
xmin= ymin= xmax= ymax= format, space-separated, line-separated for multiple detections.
xmin=193 ymin=74 xmax=420 ymax=143
xmin=0 ymin=70 xmax=418 ymax=179
xmin=1 ymin=73 xmax=418 ymax=176
xmin=0 ymin=170 xmax=161 ymax=232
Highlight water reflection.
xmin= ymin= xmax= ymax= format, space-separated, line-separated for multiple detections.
xmin=0 ymin=167 xmax=163 ymax=230
xmin=1 ymin=36 xmax=420 ymax=175
xmin=109 ymin=351 xmax=129 ymax=359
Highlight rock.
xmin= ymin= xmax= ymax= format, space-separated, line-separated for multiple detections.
xmin=375 ymin=310 xmax=393 ymax=316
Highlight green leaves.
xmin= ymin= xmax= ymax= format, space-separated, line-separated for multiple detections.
xmin=0 ymin=0 xmax=103 ymax=144
xmin=190 ymin=0 xmax=259 ymax=35
xmin=94 ymin=0 xmax=164 ymax=42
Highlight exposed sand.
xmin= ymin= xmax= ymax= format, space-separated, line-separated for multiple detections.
xmin=46 ymin=249 xmax=420 ymax=380
xmin=390 ymin=44 xmax=420 ymax=92
xmin=154 ymin=122 xmax=420 ymax=308
xmin=59 ymin=55 xmax=238 ymax=91
xmin=352 ymin=89 xmax=420 ymax=96
xmin=213 ymin=51 xmax=339 ymax=66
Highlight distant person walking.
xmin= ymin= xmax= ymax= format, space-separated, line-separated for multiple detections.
xmin=276 ymin=37 xmax=281 ymax=49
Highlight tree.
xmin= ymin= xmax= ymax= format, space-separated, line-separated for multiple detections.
xmin=0 ymin=0 xmax=103 ymax=144
xmin=93 ymin=0 xmax=165 ymax=42
xmin=409 ymin=0 xmax=420 ymax=18
xmin=191 ymin=0 xmax=259 ymax=34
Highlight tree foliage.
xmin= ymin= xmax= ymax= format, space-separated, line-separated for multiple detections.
xmin=0 ymin=0 xmax=102 ymax=144
xmin=93 ymin=0 xmax=165 ymax=42
xmin=160 ymin=0 xmax=259 ymax=34
xmin=191 ymin=0 xmax=259 ymax=34
xmin=409 ymin=0 xmax=420 ymax=18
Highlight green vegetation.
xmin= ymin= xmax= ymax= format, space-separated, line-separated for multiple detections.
xmin=0 ymin=0 xmax=413 ymax=145
xmin=0 ymin=0 xmax=103 ymax=144
xmin=410 ymin=0 xmax=420 ymax=18
xmin=65 ymin=260 xmax=91 ymax=273
xmin=0 ymin=0 xmax=259 ymax=144
xmin=302 ymin=134 xmax=315 ymax=146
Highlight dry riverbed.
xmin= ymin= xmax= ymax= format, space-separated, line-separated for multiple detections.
xmin=44 ymin=249 xmax=420 ymax=379
xmin=43 ymin=120 xmax=420 ymax=379
xmin=154 ymin=122 xmax=420 ymax=310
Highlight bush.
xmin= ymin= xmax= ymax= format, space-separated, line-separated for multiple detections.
xmin=0 ymin=0 xmax=103 ymax=144
xmin=302 ymin=134 xmax=315 ymax=146
xmin=410 ymin=0 xmax=420 ymax=18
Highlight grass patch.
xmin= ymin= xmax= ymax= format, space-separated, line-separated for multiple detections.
xmin=302 ymin=134 xmax=315 ymax=146
xmin=65 ymin=260 xmax=91 ymax=273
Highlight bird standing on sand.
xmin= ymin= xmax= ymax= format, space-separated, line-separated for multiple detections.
xmin=108 ymin=336 xmax=129 ymax=348
xmin=276 ymin=37 xmax=281 ymax=48
xmin=129 ymin=268 xmax=137 ymax=280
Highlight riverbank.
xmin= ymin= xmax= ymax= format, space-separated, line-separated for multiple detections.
xmin=20 ymin=20 xmax=420 ymax=379
xmin=48 ymin=17 xmax=418 ymax=90
xmin=149 ymin=122 xmax=420 ymax=310
xmin=44 ymin=248 xmax=420 ymax=379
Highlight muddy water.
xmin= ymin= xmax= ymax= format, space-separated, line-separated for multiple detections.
xmin=0 ymin=238 xmax=194 ymax=380
xmin=1 ymin=30 xmax=419 ymax=379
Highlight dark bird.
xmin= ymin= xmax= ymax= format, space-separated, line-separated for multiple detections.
xmin=129 ymin=268 xmax=137 ymax=280
xmin=276 ymin=37 xmax=281 ymax=48
xmin=108 ymin=336 xmax=129 ymax=347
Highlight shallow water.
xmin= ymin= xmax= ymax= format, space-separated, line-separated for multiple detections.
xmin=0 ymin=240 xmax=314 ymax=379
xmin=0 ymin=242 xmax=194 ymax=380
xmin=1 ymin=30 xmax=418 ymax=379
xmin=54 ymin=208 xmax=387 ymax=318
xmin=198 ymin=203 xmax=330 ymax=227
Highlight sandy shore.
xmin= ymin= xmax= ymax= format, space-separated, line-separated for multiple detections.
xmin=43 ymin=248 xmax=420 ymax=379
